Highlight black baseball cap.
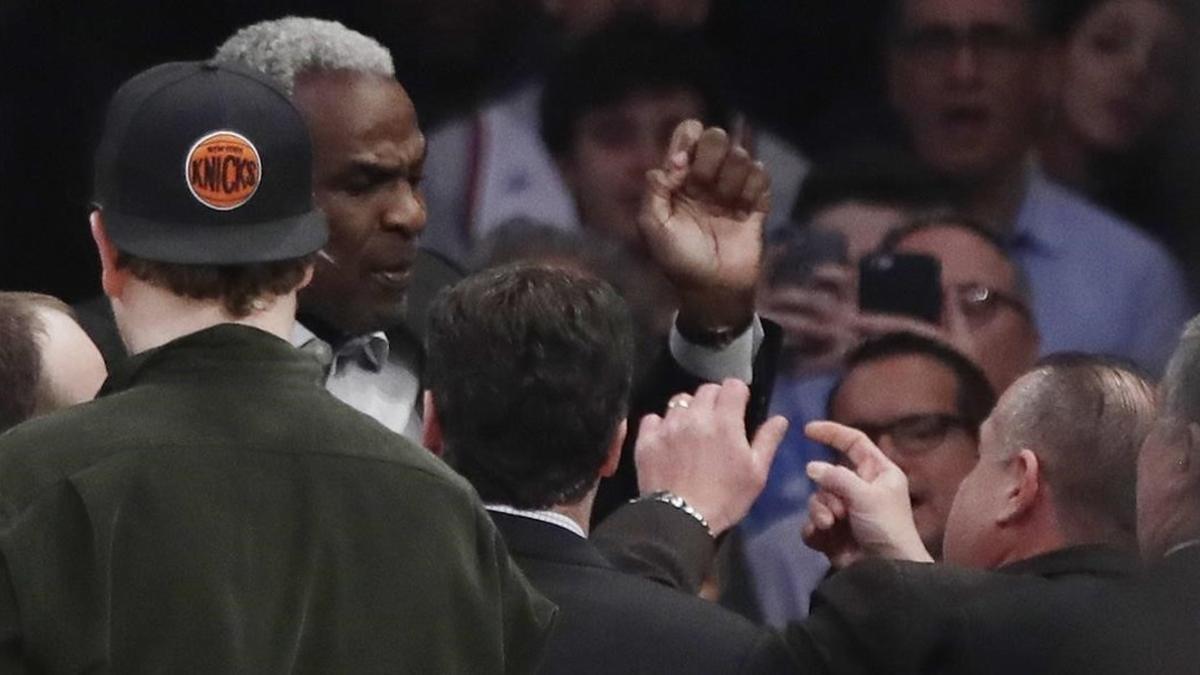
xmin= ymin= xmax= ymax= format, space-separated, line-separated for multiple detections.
xmin=92 ymin=60 xmax=328 ymax=264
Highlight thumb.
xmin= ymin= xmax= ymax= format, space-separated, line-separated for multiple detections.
xmin=639 ymin=167 xmax=685 ymax=238
xmin=806 ymin=461 xmax=868 ymax=504
xmin=750 ymin=415 xmax=788 ymax=468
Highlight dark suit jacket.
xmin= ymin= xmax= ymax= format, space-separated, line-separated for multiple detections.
xmin=595 ymin=507 xmax=1139 ymax=675
xmin=1055 ymin=543 xmax=1200 ymax=675
xmin=788 ymin=545 xmax=1137 ymax=675
xmin=490 ymin=511 xmax=792 ymax=675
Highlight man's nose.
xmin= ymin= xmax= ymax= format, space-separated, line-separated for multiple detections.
xmin=381 ymin=181 xmax=426 ymax=237
xmin=947 ymin=44 xmax=983 ymax=87
xmin=879 ymin=435 xmax=917 ymax=473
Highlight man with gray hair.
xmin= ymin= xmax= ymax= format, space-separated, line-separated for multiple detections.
xmin=212 ymin=17 xmax=783 ymax=526
xmin=215 ymin=17 xmax=435 ymax=440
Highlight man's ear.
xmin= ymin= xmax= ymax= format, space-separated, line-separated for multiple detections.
xmin=298 ymin=263 xmax=315 ymax=290
xmin=90 ymin=211 xmax=128 ymax=299
xmin=598 ymin=419 xmax=627 ymax=479
xmin=998 ymin=448 xmax=1041 ymax=526
xmin=421 ymin=390 xmax=444 ymax=456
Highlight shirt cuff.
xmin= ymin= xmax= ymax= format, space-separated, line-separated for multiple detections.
xmin=668 ymin=314 xmax=763 ymax=384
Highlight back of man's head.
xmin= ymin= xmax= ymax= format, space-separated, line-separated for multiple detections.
xmin=426 ymin=264 xmax=636 ymax=509
xmin=0 ymin=293 xmax=106 ymax=431
xmin=994 ymin=355 xmax=1154 ymax=545
xmin=90 ymin=60 xmax=326 ymax=327
xmin=213 ymin=16 xmax=395 ymax=95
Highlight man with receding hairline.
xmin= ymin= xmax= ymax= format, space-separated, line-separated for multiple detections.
xmin=0 ymin=293 xmax=106 ymax=431
xmin=622 ymin=353 xmax=1152 ymax=672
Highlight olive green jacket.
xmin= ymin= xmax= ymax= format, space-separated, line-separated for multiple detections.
xmin=0 ymin=323 xmax=555 ymax=674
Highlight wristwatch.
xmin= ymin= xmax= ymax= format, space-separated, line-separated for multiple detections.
xmin=632 ymin=490 xmax=713 ymax=538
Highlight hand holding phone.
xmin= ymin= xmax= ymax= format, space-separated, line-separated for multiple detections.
xmin=858 ymin=253 xmax=943 ymax=325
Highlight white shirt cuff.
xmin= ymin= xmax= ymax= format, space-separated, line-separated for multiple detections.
xmin=668 ymin=314 xmax=763 ymax=384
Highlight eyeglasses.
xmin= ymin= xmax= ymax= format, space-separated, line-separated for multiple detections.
xmin=894 ymin=24 xmax=1035 ymax=68
xmin=954 ymin=282 xmax=1032 ymax=324
xmin=852 ymin=413 xmax=973 ymax=456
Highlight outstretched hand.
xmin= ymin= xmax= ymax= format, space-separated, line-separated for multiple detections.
xmin=635 ymin=379 xmax=787 ymax=535
xmin=639 ymin=120 xmax=770 ymax=334
xmin=802 ymin=421 xmax=934 ymax=566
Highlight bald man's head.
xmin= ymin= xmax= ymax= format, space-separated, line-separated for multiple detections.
xmin=0 ymin=293 xmax=107 ymax=431
xmin=944 ymin=354 xmax=1152 ymax=568
xmin=994 ymin=355 xmax=1153 ymax=542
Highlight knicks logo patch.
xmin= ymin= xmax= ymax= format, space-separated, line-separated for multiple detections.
xmin=185 ymin=131 xmax=261 ymax=210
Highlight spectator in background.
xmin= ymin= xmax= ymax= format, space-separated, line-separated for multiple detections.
xmin=748 ymin=155 xmax=953 ymax=540
xmin=746 ymin=333 xmax=995 ymax=624
xmin=538 ymin=17 xmax=731 ymax=251
xmin=0 ymin=293 xmax=106 ymax=432
xmin=419 ymin=12 xmax=808 ymax=264
xmin=1039 ymin=0 xmax=1193 ymax=230
xmin=886 ymin=0 xmax=1192 ymax=373
xmin=882 ymin=213 xmax=1040 ymax=392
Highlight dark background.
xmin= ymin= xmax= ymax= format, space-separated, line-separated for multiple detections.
xmin=2 ymin=0 xmax=1195 ymax=302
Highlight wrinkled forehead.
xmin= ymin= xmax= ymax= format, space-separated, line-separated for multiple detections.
xmin=897 ymin=0 xmax=1034 ymax=31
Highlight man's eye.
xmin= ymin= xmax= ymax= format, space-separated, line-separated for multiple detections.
xmin=589 ymin=121 xmax=636 ymax=148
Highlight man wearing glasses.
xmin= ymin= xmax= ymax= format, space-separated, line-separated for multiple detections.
xmin=744 ymin=331 xmax=994 ymax=622
xmin=824 ymin=332 xmax=996 ymax=559
xmin=887 ymin=0 xmax=1191 ymax=375
xmin=882 ymin=212 xmax=1039 ymax=393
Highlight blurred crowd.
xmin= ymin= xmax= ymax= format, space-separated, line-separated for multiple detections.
xmin=2 ymin=0 xmax=1200 ymax=672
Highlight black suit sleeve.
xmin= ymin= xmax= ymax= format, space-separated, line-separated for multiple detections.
xmin=591 ymin=319 xmax=783 ymax=524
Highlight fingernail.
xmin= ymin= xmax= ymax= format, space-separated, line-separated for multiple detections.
xmin=671 ymin=151 xmax=688 ymax=167
xmin=806 ymin=464 xmax=823 ymax=480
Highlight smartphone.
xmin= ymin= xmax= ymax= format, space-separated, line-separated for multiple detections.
xmin=858 ymin=252 xmax=943 ymax=324
xmin=768 ymin=227 xmax=849 ymax=287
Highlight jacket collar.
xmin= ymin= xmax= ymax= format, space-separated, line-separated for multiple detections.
xmin=100 ymin=323 xmax=323 ymax=396
xmin=489 ymin=510 xmax=613 ymax=571
xmin=998 ymin=544 xmax=1138 ymax=580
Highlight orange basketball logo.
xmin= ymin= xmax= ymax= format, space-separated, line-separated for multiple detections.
xmin=185 ymin=131 xmax=261 ymax=210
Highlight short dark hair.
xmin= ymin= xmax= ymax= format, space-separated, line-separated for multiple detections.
xmin=882 ymin=0 xmax=1044 ymax=41
xmin=1042 ymin=0 xmax=1195 ymax=39
xmin=116 ymin=251 xmax=314 ymax=318
xmin=879 ymin=208 xmax=1007 ymax=254
xmin=790 ymin=151 xmax=955 ymax=225
xmin=0 ymin=293 xmax=75 ymax=432
xmin=829 ymin=331 xmax=997 ymax=431
xmin=540 ymin=13 xmax=730 ymax=158
xmin=426 ymin=264 xmax=636 ymax=509
xmin=994 ymin=353 xmax=1155 ymax=545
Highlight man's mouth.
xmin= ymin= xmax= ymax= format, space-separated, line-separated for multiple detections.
xmin=940 ymin=106 xmax=991 ymax=136
xmin=370 ymin=264 xmax=412 ymax=290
